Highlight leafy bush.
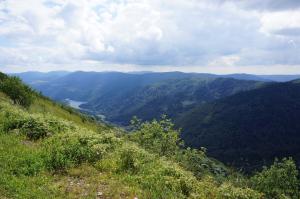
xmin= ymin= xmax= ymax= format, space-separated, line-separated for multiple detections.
xmin=0 ymin=112 xmax=29 ymax=133
xmin=217 ymin=183 xmax=263 ymax=199
xmin=0 ymin=72 xmax=7 ymax=80
xmin=117 ymin=144 xmax=154 ymax=174
xmin=0 ymin=104 xmax=74 ymax=140
xmin=251 ymin=158 xmax=299 ymax=199
xmin=130 ymin=116 xmax=228 ymax=180
xmin=42 ymin=130 xmax=121 ymax=171
xmin=0 ymin=76 xmax=34 ymax=108
xmin=20 ymin=117 xmax=52 ymax=140
xmin=176 ymin=147 xmax=227 ymax=179
xmin=130 ymin=115 xmax=183 ymax=157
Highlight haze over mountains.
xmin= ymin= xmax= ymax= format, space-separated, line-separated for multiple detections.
xmin=14 ymin=71 xmax=300 ymax=171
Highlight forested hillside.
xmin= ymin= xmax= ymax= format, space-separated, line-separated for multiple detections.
xmin=104 ymin=78 xmax=263 ymax=125
xmin=177 ymin=80 xmax=300 ymax=171
xmin=1 ymin=72 xmax=299 ymax=198
xmin=15 ymin=71 xmax=265 ymax=125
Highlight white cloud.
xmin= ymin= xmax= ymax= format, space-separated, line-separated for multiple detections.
xmin=209 ymin=55 xmax=240 ymax=67
xmin=260 ymin=10 xmax=300 ymax=35
xmin=0 ymin=0 xmax=300 ymax=74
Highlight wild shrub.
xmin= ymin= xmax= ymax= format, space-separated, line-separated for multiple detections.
xmin=130 ymin=116 xmax=228 ymax=180
xmin=42 ymin=136 xmax=91 ymax=171
xmin=250 ymin=158 xmax=299 ymax=199
xmin=176 ymin=147 xmax=227 ymax=179
xmin=0 ymin=111 xmax=29 ymax=133
xmin=129 ymin=115 xmax=183 ymax=157
xmin=217 ymin=183 xmax=263 ymax=199
xmin=0 ymin=76 xmax=34 ymax=108
xmin=20 ymin=117 xmax=51 ymax=140
xmin=0 ymin=103 xmax=74 ymax=140
xmin=133 ymin=160 xmax=198 ymax=198
xmin=42 ymin=130 xmax=121 ymax=171
xmin=0 ymin=72 xmax=7 ymax=81
xmin=117 ymin=144 xmax=154 ymax=173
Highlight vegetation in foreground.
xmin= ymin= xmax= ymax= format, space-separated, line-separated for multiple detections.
xmin=0 ymin=72 xmax=299 ymax=198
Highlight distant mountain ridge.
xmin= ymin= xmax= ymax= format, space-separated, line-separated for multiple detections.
xmin=13 ymin=70 xmax=300 ymax=84
xmin=14 ymin=71 xmax=267 ymax=124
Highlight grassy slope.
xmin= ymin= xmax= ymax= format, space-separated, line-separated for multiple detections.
xmin=0 ymin=93 xmax=136 ymax=198
xmin=0 ymin=92 xmax=262 ymax=199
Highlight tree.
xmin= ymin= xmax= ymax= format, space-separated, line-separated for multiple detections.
xmin=130 ymin=115 xmax=183 ymax=157
xmin=0 ymin=76 xmax=34 ymax=108
xmin=251 ymin=158 xmax=299 ymax=199
xmin=0 ymin=72 xmax=8 ymax=81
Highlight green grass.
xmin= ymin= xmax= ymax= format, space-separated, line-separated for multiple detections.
xmin=0 ymin=133 xmax=137 ymax=199
xmin=0 ymin=133 xmax=58 ymax=198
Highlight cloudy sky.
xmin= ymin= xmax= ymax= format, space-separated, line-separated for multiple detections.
xmin=1 ymin=0 xmax=300 ymax=74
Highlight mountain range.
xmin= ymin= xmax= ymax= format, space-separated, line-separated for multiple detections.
xmin=14 ymin=71 xmax=300 ymax=171
xmin=15 ymin=71 xmax=267 ymax=123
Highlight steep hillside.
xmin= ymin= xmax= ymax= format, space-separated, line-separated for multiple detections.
xmin=177 ymin=80 xmax=300 ymax=171
xmin=0 ymin=72 xmax=276 ymax=198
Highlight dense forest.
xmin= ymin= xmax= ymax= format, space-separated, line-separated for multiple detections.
xmin=177 ymin=81 xmax=300 ymax=171
xmin=1 ymin=72 xmax=300 ymax=198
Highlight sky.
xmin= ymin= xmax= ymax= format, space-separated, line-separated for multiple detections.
xmin=0 ymin=0 xmax=300 ymax=74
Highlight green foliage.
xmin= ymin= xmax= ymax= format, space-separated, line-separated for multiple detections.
xmin=130 ymin=116 xmax=228 ymax=180
xmin=42 ymin=130 xmax=121 ymax=171
xmin=176 ymin=147 xmax=227 ymax=179
xmin=0 ymin=133 xmax=44 ymax=177
xmin=117 ymin=144 xmax=154 ymax=174
xmin=119 ymin=145 xmax=140 ymax=173
xmin=217 ymin=183 xmax=263 ymax=199
xmin=0 ymin=103 xmax=73 ymax=140
xmin=251 ymin=158 xmax=299 ymax=199
xmin=0 ymin=133 xmax=61 ymax=199
xmin=0 ymin=72 xmax=7 ymax=81
xmin=0 ymin=75 xmax=34 ymax=108
xmin=130 ymin=115 xmax=183 ymax=157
